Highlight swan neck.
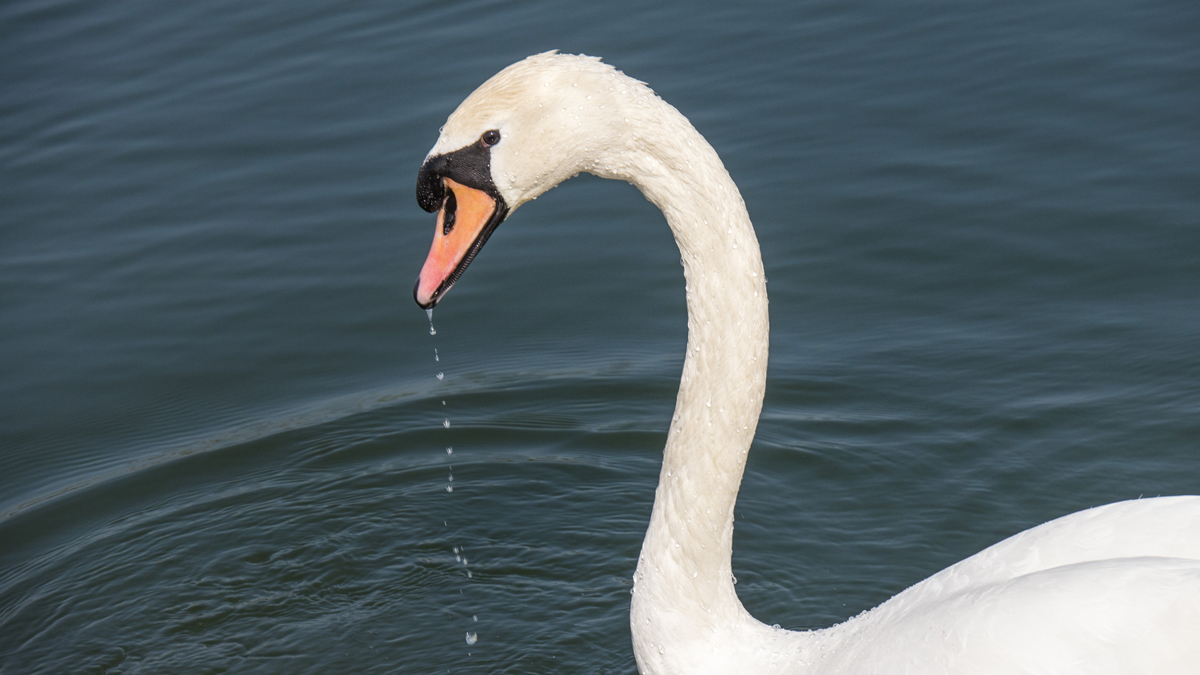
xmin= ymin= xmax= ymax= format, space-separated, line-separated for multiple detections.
xmin=613 ymin=95 xmax=772 ymax=671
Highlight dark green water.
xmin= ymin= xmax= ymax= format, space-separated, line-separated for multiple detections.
xmin=2 ymin=0 xmax=1198 ymax=673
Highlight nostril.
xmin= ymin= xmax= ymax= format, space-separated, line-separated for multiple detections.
xmin=442 ymin=189 xmax=458 ymax=235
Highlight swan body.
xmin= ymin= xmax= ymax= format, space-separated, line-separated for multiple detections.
xmin=412 ymin=52 xmax=1200 ymax=675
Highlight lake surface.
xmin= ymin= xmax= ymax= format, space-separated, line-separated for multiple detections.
xmin=2 ymin=0 xmax=1198 ymax=672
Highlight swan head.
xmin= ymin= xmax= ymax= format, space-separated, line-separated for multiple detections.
xmin=413 ymin=52 xmax=639 ymax=308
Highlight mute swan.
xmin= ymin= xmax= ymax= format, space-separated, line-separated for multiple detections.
xmin=411 ymin=52 xmax=1200 ymax=675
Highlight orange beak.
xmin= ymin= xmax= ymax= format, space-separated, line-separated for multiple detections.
xmin=414 ymin=177 xmax=504 ymax=308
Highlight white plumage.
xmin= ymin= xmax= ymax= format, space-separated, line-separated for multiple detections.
xmin=417 ymin=52 xmax=1200 ymax=675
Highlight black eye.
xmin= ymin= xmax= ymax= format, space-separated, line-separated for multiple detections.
xmin=481 ymin=130 xmax=501 ymax=147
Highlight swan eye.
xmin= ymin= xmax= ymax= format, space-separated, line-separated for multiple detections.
xmin=480 ymin=130 xmax=501 ymax=147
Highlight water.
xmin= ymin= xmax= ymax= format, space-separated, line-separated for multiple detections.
xmin=2 ymin=0 xmax=1198 ymax=673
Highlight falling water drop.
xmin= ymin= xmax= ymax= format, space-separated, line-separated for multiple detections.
xmin=443 ymin=419 xmax=451 ymax=428
xmin=434 ymin=348 xmax=439 ymax=362
xmin=437 ymin=372 xmax=444 ymax=380
xmin=446 ymin=447 xmax=453 ymax=455
xmin=466 ymin=632 xmax=478 ymax=645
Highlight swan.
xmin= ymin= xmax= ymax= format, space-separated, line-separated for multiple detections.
xmin=410 ymin=52 xmax=1200 ymax=674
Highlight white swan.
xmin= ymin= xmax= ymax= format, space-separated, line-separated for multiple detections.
xmin=411 ymin=52 xmax=1200 ymax=675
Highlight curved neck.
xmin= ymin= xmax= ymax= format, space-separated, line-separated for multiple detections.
xmin=600 ymin=96 xmax=772 ymax=672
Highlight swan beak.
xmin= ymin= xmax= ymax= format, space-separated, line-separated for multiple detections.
xmin=414 ymin=177 xmax=505 ymax=308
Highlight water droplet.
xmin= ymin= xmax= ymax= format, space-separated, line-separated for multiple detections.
xmin=434 ymin=348 xmax=439 ymax=361
xmin=473 ymin=615 xmax=478 ymax=622
xmin=443 ymin=419 xmax=451 ymax=428
xmin=467 ymin=570 xmax=472 ymax=578
xmin=465 ymin=632 xmax=478 ymax=645
xmin=732 ymin=574 xmax=738 ymax=585
xmin=446 ymin=447 xmax=453 ymax=455
xmin=426 ymin=309 xmax=437 ymax=335
xmin=445 ymin=485 xmax=453 ymax=492
xmin=436 ymin=372 xmax=444 ymax=380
